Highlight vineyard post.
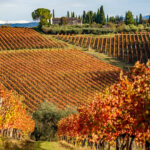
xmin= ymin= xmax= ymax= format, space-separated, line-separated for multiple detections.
xmin=113 ymin=36 xmax=116 ymax=57
xmin=118 ymin=34 xmax=120 ymax=58
xmin=109 ymin=37 xmax=112 ymax=56
xmin=122 ymin=32 xmax=124 ymax=61
xmin=100 ymin=37 xmax=104 ymax=53
xmin=92 ymin=36 xmax=96 ymax=49
xmin=105 ymin=38 xmax=108 ymax=54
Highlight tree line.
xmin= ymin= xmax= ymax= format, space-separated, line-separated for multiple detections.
xmin=32 ymin=7 xmax=150 ymax=28
xmin=66 ymin=7 xmax=150 ymax=25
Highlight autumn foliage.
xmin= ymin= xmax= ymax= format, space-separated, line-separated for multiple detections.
xmin=0 ymin=85 xmax=35 ymax=138
xmin=58 ymin=61 xmax=150 ymax=148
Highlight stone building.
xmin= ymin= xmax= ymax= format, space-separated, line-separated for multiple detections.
xmin=52 ymin=17 xmax=82 ymax=25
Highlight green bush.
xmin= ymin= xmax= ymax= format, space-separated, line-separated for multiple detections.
xmin=129 ymin=24 xmax=138 ymax=32
xmin=145 ymin=26 xmax=150 ymax=32
xmin=41 ymin=24 xmax=148 ymax=35
xmin=31 ymin=102 xmax=77 ymax=141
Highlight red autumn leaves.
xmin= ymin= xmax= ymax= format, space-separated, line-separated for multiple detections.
xmin=58 ymin=61 xmax=150 ymax=144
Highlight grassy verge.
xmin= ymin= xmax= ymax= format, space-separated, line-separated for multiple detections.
xmin=0 ymin=139 xmax=91 ymax=150
xmin=34 ymin=141 xmax=91 ymax=150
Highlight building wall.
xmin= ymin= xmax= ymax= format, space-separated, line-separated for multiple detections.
xmin=52 ymin=18 xmax=82 ymax=25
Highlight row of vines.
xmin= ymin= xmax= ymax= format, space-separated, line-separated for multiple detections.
xmin=0 ymin=27 xmax=64 ymax=50
xmin=57 ymin=32 xmax=150 ymax=64
xmin=58 ymin=61 xmax=150 ymax=150
xmin=0 ymin=49 xmax=121 ymax=112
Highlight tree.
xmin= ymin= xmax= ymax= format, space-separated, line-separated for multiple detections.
xmin=53 ymin=9 xmax=55 ymax=18
xmin=139 ymin=13 xmax=143 ymax=24
xmin=67 ymin=11 xmax=70 ymax=18
xmin=149 ymin=16 xmax=150 ymax=24
xmin=32 ymin=8 xmax=52 ymax=28
xmin=71 ymin=12 xmax=75 ymax=18
xmin=135 ymin=15 xmax=139 ymax=25
xmin=99 ymin=6 xmax=106 ymax=25
xmin=87 ymin=11 xmax=94 ymax=24
xmin=109 ymin=16 xmax=115 ymax=23
xmin=58 ymin=60 xmax=150 ymax=149
xmin=82 ymin=11 xmax=86 ymax=23
xmin=31 ymin=102 xmax=76 ymax=141
xmin=0 ymin=84 xmax=35 ymax=138
xmin=96 ymin=8 xmax=100 ymax=23
xmin=107 ymin=15 xmax=109 ymax=23
xmin=125 ymin=11 xmax=134 ymax=25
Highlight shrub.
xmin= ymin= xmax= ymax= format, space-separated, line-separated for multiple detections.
xmin=31 ymin=102 xmax=77 ymax=141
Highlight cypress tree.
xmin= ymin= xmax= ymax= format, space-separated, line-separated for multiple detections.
xmin=53 ymin=9 xmax=55 ymax=18
xmin=87 ymin=11 xmax=93 ymax=24
xmin=72 ymin=12 xmax=75 ymax=18
xmin=139 ymin=13 xmax=143 ymax=24
xmin=136 ymin=15 xmax=139 ymax=25
xmin=67 ymin=11 xmax=70 ymax=18
xmin=107 ymin=15 xmax=109 ymax=23
xmin=125 ymin=11 xmax=134 ymax=25
xmin=83 ymin=11 xmax=86 ymax=23
xmin=99 ymin=6 xmax=106 ymax=25
xmin=149 ymin=16 xmax=150 ymax=24
xmin=96 ymin=8 xmax=100 ymax=23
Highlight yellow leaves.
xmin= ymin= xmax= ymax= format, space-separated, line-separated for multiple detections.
xmin=145 ymin=110 xmax=149 ymax=115
xmin=0 ymin=84 xmax=35 ymax=134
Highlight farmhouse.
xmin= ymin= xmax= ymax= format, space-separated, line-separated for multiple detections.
xmin=52 ymin=17 xmax=82 ymax=25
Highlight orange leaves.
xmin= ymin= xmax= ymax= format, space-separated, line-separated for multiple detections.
xmin=0 ymin=85 xmax=35 ymax=135
xmin=57 ymin=60 xmax=150 ymax=144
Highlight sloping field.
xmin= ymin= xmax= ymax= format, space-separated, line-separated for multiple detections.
xmin=0 ymin=27 xmax=64 ymax=50
xmin=57 ymin=32 xmax=150 ymax=64
xmin=0 ymin=49 xmax=121 ymax=112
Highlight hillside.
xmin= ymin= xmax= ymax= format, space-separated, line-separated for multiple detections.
xmin=0 ymin=27 xmax=64 ymax=50
xmin=0 ymin=49 xmax=121 ymax=112
xmin=57 ymin=32 xmax=150 ymax=64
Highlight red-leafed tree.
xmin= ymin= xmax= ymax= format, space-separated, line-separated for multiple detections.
xmin=57 ymin=60 xmax=150 ymax=150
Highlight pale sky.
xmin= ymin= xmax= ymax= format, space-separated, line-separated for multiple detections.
xmin=0 ymin=0 xmax=149 ymax=22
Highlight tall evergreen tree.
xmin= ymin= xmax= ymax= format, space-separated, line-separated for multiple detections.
xmin=107 ymin=15 xmax=109 ymax=23
xmin=53 ymin=9 xmax=55 ymax=18
xmin=109 ymin=16 xmax=115 ymax=23
xmin=136 ymin=15 xmax=139 ymax=25
xmin=78 ymin=15 xmax=81 ymax=20
xmin=149 ymin=16 xmax=150 ymax=24
xmin=67 ymin=11 xmax=70 ymax=18
xmin=93 ymin=12 xmax=97 ymax=23
xmin=72 ymin=12 xmax=75 ymax=18
xmin=120 ymin=16 xmax=123 ymax=22
xmin=96 ymin=8 xmax=100 ymax=23
xmin=87 ymin=11 xmax=94 ymax=24
xmin=139 ymin=13 xmax=143 ymax=24
xmin=125 ymin=11 xmax=134 ymax=25
xmin=83 ymin=11 xmax=86 ymax=23
xmin=99 ymin=6 xmax=106 ymax=25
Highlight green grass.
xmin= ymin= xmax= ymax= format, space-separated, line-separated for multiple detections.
xmin=34 ymin=141 xmax=64 ymax=150
xmin=0 ymin=139 xmax=90 ymax=150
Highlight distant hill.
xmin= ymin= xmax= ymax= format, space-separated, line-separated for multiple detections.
xmin=143 ymin=15 xmax=150 ymax=20
xmin=0 ymin=22 xmax=38 ymax=28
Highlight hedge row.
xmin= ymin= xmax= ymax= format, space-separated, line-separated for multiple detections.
xmin=42 ymin=25 xmax=150 ymax=35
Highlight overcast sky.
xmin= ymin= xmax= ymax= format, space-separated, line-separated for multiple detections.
xmin=0 ymin=0 xmax=149 ymax=22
